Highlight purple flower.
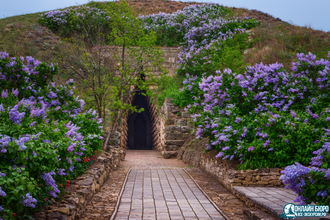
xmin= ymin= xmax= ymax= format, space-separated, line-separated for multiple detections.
xmin=290 ymin=110 xmax=297 ymax=118
xmin=47 ymin=91 xmax=57 ymax=99
xmin=317 ymin=190 xmax=327 ymax=197
xmin=9 ymin=105 xmax=26 ymax=125
xmin=41 ymin=171 xmax=60 ymax=197
xmin=215 ymin=151 xmax=224 ymax=158
xmin=32 ymin=151 xmax=37 ymax=156
xmin=248 ymin=146 xmax=255 ymax=151
xmin=29 ymin=121 xmax=37 ymax=127
xmin=67 ymin=144 xmax=75 ymax=153
xmin=285 ymin=139 xmax=289 ymax=144
xmin=234 ymin=118 xmax=241 ymax=123
xmin=57 ymin=168 xmax=67 ymax=176
xmin=21 ymin=193 xmax=37 ymax=208
xmin=1 ymin=90 xmax=8 ymax=98
xmin=12 ymin=88 xmax=19 ymax=97
xmin=0 ymin=186 xmax=6 ymax=196
xmin=66 ymin=157 xmax=72 ymax=164
xmin=0 ymin=103 xmax=4 ymax=112
xmin=68 ymin=166 xmax=74 ymax=172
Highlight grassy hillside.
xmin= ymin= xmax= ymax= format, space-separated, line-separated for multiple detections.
xmin=1 ymin=0 xmax=329 ymax=73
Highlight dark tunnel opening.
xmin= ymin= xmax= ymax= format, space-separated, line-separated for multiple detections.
xmin=127 ymin=91 xmax=153 ymax=150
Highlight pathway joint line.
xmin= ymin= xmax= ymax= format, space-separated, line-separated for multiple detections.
xmin=182 ymin=168 xmax=231 ymax=220
xmin=109 ymin=168 xmax=132 ymax=220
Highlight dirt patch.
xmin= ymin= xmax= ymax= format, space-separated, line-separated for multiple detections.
xmin=121 ymin=149 xmax=188 ymax=168
xmin=79 ymin=166 xmax=129 ymax=220
xmin=186 ymin=168 xmax=252 ymax=220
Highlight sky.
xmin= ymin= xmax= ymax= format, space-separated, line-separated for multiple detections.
xmin=0 ymin=0 xmax=329 ymax=32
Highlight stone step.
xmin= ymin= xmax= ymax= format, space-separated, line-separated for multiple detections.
xmin=161 ymin=151 xmax=178 ymax=159
xmin=164 ymin=140 xmax=185 ymax=146
xmin=163 ymin=145 xmax=180 ymax=151
xmin=243 ymin=208 xmax=275 ymax=220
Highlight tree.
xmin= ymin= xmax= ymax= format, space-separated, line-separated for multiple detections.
xmin=58 ymin=0 xmax=165 ymax=148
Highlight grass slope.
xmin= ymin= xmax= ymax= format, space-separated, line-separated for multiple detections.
xmin=0 ymin=0 xmax=329 ymax=77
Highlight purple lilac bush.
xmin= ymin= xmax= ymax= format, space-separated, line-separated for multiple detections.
xmin=140 ymin=3 xmax=258 ymax=47
xmin=178 ymin=51 xmax=330 ymax=205
xmin=38 ymin=5 xmax=110 ymax=36
xmin=0 ymin=52 xmax=104 ymax=219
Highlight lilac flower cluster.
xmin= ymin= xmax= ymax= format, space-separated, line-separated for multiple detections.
xmin=21 ymin=193 xmax=38 ymax=208
xmin=140 ymin=3 xmax=228 ymax=34
xmin=38 ymin=5 xmax=110 ymax=33
xmin=279 ymin=162 xmax=311 ymax=204
xmin=41 ymin=171 xmax=60 ymax=197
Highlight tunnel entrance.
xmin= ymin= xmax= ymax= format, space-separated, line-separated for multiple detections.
xmin=127 ymin=92 xmax=153 ymax=150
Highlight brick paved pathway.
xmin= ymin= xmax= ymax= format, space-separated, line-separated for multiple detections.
xmin=113 ymin=169 xmax=226 ymax=220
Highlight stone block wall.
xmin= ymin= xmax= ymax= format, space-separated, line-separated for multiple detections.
xmin=100 ymin=46 xmax=180 ymax=77
xmin=160 ymin=47 xmax=180 ymax=76
xmin=157 ymin=98 xmax=193 ymax=158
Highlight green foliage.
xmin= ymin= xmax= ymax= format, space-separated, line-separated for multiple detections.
xmin=153 ymin=75 xmax=183 ymax=108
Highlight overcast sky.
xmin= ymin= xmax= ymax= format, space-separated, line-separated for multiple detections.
xmin=1 ymin=0 xmax=329 ymax=32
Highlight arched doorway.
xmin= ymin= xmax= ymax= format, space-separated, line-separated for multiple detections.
xmin=127 ymin=92 xmax=153 ymax=150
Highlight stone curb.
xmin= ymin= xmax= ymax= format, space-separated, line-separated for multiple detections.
xmin=232 ymin=187 xmax=280 ymax=219
xmin=33 ymin=149 xmax=125 ymax=220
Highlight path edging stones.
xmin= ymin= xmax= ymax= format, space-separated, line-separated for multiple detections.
xmin=33 ymin=149 xmax=125 ymax=220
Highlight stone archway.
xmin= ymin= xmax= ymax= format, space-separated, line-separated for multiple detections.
xmin=127 ymin=92 xmax=153 ymax=150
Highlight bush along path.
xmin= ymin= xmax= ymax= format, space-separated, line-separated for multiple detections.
xmin=178 ymin=51 xmax=330 ymax=207
xmin=0 ymin=52 xmax=105 ymax=219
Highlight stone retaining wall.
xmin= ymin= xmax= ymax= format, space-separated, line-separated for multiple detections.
xmin=158 ymin=98 xmax=193 ymax=158
xmin=178 ymin=136 xmax=285 ymax=191
xmin=101 ymin=46 xmax=180 ymax=77
xmin=33 ymin=149 xmax=125 ymax=220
